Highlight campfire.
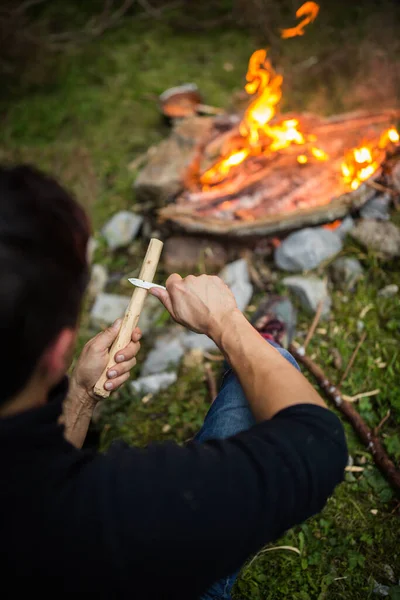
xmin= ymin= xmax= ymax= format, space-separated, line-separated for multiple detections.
xmin=135 ymin=2 xmax=400 ymax=238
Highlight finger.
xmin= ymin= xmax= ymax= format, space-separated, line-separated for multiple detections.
xmin=149 ymin=287 xmax=177 ymax=320
xmin=104 ymin=371 xmax=130 ymax=392
xmin=114 ymin=340 xmax=141 ymax=363
xmin=107 ymin=357 xmax=137 ymax=379
xmin=131 ymin=327 xmax=142 ymax=343
xmin=92 ymin=319 xmax=122 ymax=351
xmin=166 ymin=273 xmax=183 ymax=288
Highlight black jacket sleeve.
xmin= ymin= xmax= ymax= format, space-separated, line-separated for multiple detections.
xmin=72 ymin=404 xmax=347 ymax=597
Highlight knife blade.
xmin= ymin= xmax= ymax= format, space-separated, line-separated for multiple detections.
xmin=128 ymin=278 xmax=166 ymax=291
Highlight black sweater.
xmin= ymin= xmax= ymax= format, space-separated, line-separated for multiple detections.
xmin=0 ymin=378 xmax=347 ymax=599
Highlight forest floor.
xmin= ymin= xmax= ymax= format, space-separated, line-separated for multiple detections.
xmin=1 ymin=2 xmax=399 ymax=598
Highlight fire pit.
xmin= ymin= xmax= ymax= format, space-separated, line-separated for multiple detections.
xmin=135 ymin=13 xmax=400 ymax=239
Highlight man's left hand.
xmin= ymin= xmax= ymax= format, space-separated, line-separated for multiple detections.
xmin=71 ymin=320 xmax=142 ymax=400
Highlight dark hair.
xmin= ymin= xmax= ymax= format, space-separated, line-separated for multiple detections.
xmin=0 ymin=165 xmax=90 ymax=402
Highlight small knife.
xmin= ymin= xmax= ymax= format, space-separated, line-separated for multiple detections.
xmin=128 ymin=278 xmax=166 ymax=291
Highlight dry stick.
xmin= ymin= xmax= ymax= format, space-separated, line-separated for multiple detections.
xmin=93 ymin=238 xmax=163 ymax=398
xmin=303 ymin=299 xmax=324 ymax=351
xmin=339 ymin=331 xmax=367 ymax=387
xmin=365 ymin=180 xmax=397 ymax=196
xmin=289 ymin=345 xmax=400 ymax=493
xmin=374 ymin=410 xmax=391 ymax=436
xmin=204 ymin=363 xmax=218 ymax=403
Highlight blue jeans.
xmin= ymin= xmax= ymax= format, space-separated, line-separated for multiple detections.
xmin=195 ymin=341 xmax=300 ymax=600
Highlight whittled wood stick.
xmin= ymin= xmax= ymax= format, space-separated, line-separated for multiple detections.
xmin=93 ymin=238 xmax=163 ymax=398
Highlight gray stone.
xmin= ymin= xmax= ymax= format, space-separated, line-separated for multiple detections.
xmin=360 ymin=193 xmax=391 ymax=221
xmin=181 ymin=332 xmax=218 ymax=352
xmin=138 ymin=294 xmax=166 ymax=335
xmin=330 ymin=257 xmax=364 ymax=290
xmin=334 ymin=216 xmax=355 ymax=240
xmin=102 ymin=211 xmax=143 ymax=250
xmin=131 ymin=372 xmax=177 ymax=395
xmin=88 ymin=264 xmax=108 ymax=299
xmin=373 ymin=581 xmax=390 ymax=597
xmin=141 ymin=333 xmax=185 ymax=376
xmin=283 ymin=276 xmax=331 ymax=317
xmin=90 ymin=293 xmax=129 ymax=327
xmin=275 ymin=227 xmax=342 ymax=272
xmin=164 ymin=236 xmax=228 ymax=272
xmin=378 ymin=284 xmax=399 ymax=298
xmin=350 ymin=219 xmax=400 ymax=258
xmin=219 ymin=259 xmax=253 ymax=312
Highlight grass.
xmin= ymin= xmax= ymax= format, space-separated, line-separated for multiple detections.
xmin=1 ymin=3 xmax=400 ymax=598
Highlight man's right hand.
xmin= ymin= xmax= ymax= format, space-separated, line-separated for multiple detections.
xmin=149 ymin=273 xmax=239 ymax=344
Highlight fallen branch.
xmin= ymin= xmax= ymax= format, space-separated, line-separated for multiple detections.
xmin=303 ymin=299 xmax=324 ymax=351
xmin=289 ymin=344 xmax=400 ymax=493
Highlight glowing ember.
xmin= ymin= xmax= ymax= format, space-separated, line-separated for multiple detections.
xmin=200 ymin=149 xmax=250 ymax=185
xmin=297 ymin=154 xmax=308 ymax=164
xmin=281 ymin=2 xmax=320 ymax=39
xmin=311 ymin=147 xmax=329 ymax=161
xmin=388 ymin=128 xmax=399 ymax=143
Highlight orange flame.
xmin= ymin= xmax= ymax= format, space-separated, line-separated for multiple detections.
xmin=281 ymin=2 xmax=320 ymax=39
xmin=341 ymin=126 xmax=399 ymax=191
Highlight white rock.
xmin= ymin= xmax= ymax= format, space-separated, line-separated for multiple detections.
xmin=131 ymin=372 xmax=177 ymax=395
xmin=102 ymin=211 xmax=143 ymax=250
xmin=138 ymin=294 xmax=165 ymax=335
xmin=360 ymin=193 xmax=391 ymax=221
xmin=275 ymin=227 xmax=342 ymax=272
xmin=90 ymin=293 xmax=130 ymax=327
xmin=219 ymin=259 xmax=253 ymax=311
xmin=334 ymin=216 xmax=355 ymax=240
xmin=219 ymin=258 xmax=250 ymax=285
xmin=283 ymin=275 xmax=331 ymax=317
xmin=88 ymin=264 xmax=108 ymax=299
xmin=182 ymin=332 xmax=218 ymax=352
xmin=378 ymin=284 xmax=399 ymax=298
xmin=141 ymin=334 xmax=185 ymax=376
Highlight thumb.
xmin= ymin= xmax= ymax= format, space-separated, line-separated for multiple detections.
xmin=149 ymin=288 xmax=176 ymax=320
xmin=98 ymin=318 xmax=122 ymax=350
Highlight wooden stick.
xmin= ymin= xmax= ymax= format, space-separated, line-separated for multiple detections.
xmin=204 ymin=362 xmax=218 ymax=403
xmin=289 ymin=344 xmax=400 ymax=493
xmin=93 ymin=238 xmax=163 ymax=398
xmin=303 ymin=299 xmax=324 ymax=351
xmin=339 ymin=332 xmax=367 ymax=387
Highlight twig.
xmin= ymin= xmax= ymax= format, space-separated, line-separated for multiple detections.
xmin=204 ymin=362 xmax=217 ymax=403
xmin=374 ymin=410 xmax=391 ymax=435
xmin=303 ymin=299 xmax=324 ymax=351
xmin=365 ymin=180 xmax=397 ymax=196
xmin=342 ymin=389 xmax=380 ymax=402
xmin=289 ymin=345 xmax=400 ymax=493
xmin=339 ymin=332 xmax=367 ymax=387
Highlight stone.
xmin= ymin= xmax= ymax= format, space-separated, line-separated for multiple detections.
xmin=360 ymin=193 xmax=391 ymax=221
xmin=329 ymin=257 xmax=364 ymax=290
xmin=275 ymin=227 xmax=342 ymax=272
xmin=102 ymin=211 xmax=143 ymax=250
xmin=141 ymin=333 xmax=185 ymax=376
xmin=181 ymin=332 xmax=218 ymax=352
xmin=163 ymin=236 xmax=228 ymax=272
xmin=134 ymin=116 xmax=214 ymax=205
xmin=137 ymin=294 xmax=166 ymax=335
xmin=131 ymin=372 xmax=177 ymax=395
xmin=219 ymin=259 xmax=253 ymax=312
xmin=283 ymin=275 xmax=331 ymax=317
xmin=334 ymin=216 xmax=355 ymax=240
xmin=90 ymin=293 xmax=130 ymax=327
xmin=350 ymin=219 xmax=400 ymax=258
xmin=378 ymin=284 xmax=399 ymax=298
xmin=88 ymin=264 xmax=108 ymax=299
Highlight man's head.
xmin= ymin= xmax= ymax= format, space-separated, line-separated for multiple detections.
xmin=0 ymin=165 xmax=90 ymax=407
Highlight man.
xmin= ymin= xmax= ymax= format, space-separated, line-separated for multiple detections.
xmin=0 ymin=165 xmax=347 ymax=599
